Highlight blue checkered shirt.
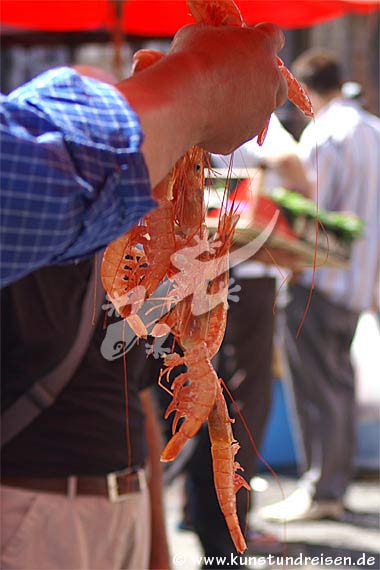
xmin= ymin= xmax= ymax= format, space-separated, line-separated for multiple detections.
xmin=1 ymin=67 xmax=155 ymax=287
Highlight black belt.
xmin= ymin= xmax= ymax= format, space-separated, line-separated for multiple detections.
xmin=2 ymin=468 xmax=147 ymax=501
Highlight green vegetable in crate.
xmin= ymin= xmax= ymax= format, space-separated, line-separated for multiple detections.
xmin=269 ymin=188 xmax=364 ymax=244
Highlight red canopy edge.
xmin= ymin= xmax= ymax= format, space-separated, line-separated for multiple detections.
xmin=1 ymin=0 xmax=379 ymax=35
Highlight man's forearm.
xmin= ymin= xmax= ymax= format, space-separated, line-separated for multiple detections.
xmin=0 ymin=69 xmax=154 ymax=287
xmin=117 ymin=53 xmax=199 ymax=188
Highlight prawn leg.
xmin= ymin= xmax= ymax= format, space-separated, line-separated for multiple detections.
xmin=160 ymin=341 xmax=218 ymax=462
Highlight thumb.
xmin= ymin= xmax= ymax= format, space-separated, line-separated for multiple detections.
xmin=253 ymin=22 xmax=285 ymax=54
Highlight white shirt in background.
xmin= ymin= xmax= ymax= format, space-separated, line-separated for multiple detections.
xmin=212 ymin=114 xmax=297 ymax=286
xmin=298 ymin=98 xmax=380 ymax=313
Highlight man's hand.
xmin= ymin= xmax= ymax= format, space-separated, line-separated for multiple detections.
xmin=170 ymin=23 xmax=288 ymax=155
xmin=117 ymin=23 xmax=288 ymax=187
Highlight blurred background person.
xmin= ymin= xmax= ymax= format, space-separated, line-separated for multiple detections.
xmin=260 ymin=49 xmax=380 ymax=523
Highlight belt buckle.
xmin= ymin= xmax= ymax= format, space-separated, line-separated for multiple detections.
xmin=106 ymin=468 xmax=146 ymax=502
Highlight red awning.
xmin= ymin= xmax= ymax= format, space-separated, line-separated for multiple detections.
xmin=1 ymin=0 xmax=379 ymax=35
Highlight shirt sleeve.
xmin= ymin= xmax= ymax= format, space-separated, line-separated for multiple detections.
xmin=1 ymin=67 xmax=156 ymax=287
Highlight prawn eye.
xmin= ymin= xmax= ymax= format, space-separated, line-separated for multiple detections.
xmin=195 ymin=163 xmax=201 ymax=172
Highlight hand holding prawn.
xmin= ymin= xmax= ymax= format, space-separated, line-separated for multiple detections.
xmin=188 ymin=0 xmax=313 ymax=145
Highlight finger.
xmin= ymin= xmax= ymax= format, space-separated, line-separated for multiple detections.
xmin=253 ymin=22 xmax=285 ymax=53
xmin=170 ymin=23 xmax=207 ymax=51
xmin=132 ymin=49 xmax=165 ymax=74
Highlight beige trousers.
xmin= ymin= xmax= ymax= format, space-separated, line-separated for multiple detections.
xmin=1 ymin=483 xmax=151 ymax=570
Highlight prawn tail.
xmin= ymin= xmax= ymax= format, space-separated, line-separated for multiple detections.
xmin=188 ymin=0 xmax=243 ymax=26
xmin=160 ymin=432 xmax=189 ymax=462
xmin=277 ymin=57 xmax=313 ymax=118
xmin=226 ymin=515 xmax=248 ymax=555
xmin=208 ymin=384 xmax=250 ymax=554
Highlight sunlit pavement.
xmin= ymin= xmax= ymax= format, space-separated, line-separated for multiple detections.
xmin=165 ymin=474 xmax=380 ymax=570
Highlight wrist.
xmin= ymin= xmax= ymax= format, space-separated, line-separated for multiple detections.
xmin=116 ymin=52 xmax=205 ymax=185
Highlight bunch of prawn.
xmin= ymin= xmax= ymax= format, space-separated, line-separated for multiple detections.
xmin=102 ymin=69 xmax=250 ymax=552
xmin=156 ymin=0 xmax=313 ymax=553
xmin=156 ymin=196 xmax=250 ymax=553
xmin=101 ymin=0 xmax=313 ymax=554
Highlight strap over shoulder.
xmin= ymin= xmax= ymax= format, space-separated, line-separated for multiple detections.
xmin=1 ymin=255 xmax=104 ymax=447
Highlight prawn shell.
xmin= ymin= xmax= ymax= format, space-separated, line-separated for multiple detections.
xmin=188 ymin=0 xmax=243 ymax=26
xmin=277 ymin=57 xmax=313 ymax=118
